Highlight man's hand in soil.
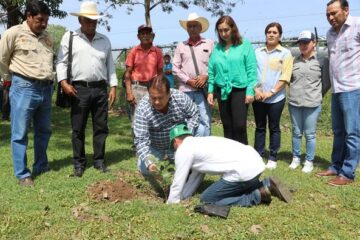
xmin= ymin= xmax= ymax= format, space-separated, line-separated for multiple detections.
xmin=148 ymin=163 xmax=158 ymax=173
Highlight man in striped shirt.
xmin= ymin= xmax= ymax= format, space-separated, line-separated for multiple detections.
xmin=134 ymin=75 xmax=199 ymax=176
xmin=317 ymin=0 xmax=360 ymax=186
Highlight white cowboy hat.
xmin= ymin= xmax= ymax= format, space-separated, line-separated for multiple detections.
xmin=179 ymin=13 xmax=209 ymax=33
xmin=70 ymin=1 xmax=104 ymax=20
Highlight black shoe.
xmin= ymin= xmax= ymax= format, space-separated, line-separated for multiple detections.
xmin=269 ymin=177 xmax=292 ymax=203
xmin=194 ymin=204 xmax=231 ymax=219
xmin=94 ymin=164 xmax=110 ymax=173
xmin=71 ymin=168 xmax=84 ymax=177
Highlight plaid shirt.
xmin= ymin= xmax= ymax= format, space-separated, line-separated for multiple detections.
xmin=327 ymin=15 xmax=360 ymax=93
xmin=134 ymin=89 xmax=199 ymax=168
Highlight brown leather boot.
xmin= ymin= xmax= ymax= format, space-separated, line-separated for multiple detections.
xmin=269 ymin=177 xmax=292 ymax=203
xmin=259 ymin=186 xmax=272 ymax=205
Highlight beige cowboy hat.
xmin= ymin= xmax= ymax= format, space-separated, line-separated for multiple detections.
xmin=179 ymin=12 xmax=209 ymax=33
xmin=70 ymin=1 xmax=104 ymax=20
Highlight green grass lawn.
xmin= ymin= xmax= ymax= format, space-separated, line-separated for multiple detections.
xmin=1 ymin=94 xmax=360 ymax=240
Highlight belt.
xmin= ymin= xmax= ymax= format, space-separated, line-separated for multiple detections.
xmin=73 ymin=80 xmax=107 ymax=88
xmin=13 ymin=73 xmax=53 ymax=87
xmin=132 ymin=81 xmax=150 ymax=87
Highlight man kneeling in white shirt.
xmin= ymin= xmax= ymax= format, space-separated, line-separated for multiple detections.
xmin=166 ymin=124 xmax=292 ymax=206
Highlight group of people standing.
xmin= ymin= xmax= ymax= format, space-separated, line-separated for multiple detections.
xmin=0 ymin=0 xmax=117 ymax=185
xmin=129 ymin=0 xmax=359 ymax=195
xmin=0 ymin=0 xmax=358 ymax=206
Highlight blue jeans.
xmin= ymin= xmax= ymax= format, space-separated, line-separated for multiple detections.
xmin=288 ymin=104 xmax=322 ymax=161
xmin=329 ymin=89 xmax=360 ymax=180
xmin=200 ymin=176 xmax=267 ymax=207
xmin=253 ymin=99 xmax=285 ymax=161
xmin=9 ymin=75 xmax=53 ymax=179
xmin=185 ymin=91 xmax=211 ymax=137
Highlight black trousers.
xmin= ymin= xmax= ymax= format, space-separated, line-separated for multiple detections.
xmin=217 ymin=87 xmax=248 ymax=144
xmin=252 ymin=99 xmax=285 ymax=160
xmin=71 ymin=83 xmax=109 ymax=169
xmin=2 ymin=86 xmax=10 ymax=120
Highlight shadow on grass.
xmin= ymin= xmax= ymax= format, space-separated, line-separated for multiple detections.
xmin=48 ymin=148 xmax=133 ymax=172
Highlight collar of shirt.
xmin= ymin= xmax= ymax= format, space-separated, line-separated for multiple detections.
xmin=187 ymin=37 xmax=205 ymax=46
xmin=329 ymin=15 xmax=354 ymax=36
xmin=75 ymin=29 xmax=104 ymax=42
xmin=22 ymin=21 xmax=49 ymax=40
xmin=135 ymin=44 xmax=157 ymax=53
xmin=298 ymin=53 xmax=316 ymax=62
xmin=259 ymin=44 xmax=283 ymax=53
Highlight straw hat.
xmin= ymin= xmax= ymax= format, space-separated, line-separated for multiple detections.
xmin=179 ymin=13 xmax=209 ymax=33
xmin=70 ymin=1 xmax=104 ymax=20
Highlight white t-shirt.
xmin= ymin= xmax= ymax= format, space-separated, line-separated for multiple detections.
xmin=167 ymin=136 xmax=265 ymax=204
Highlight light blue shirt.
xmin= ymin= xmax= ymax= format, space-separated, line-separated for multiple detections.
xmin=255 ymin=45 xmax=293 ymax=104
xmin=164 ymin=63 xmax=175 ymax=88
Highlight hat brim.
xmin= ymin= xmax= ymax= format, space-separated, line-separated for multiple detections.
xmin=297 ymin=38 xmax=313 ymax=43
xmin=138 ymin=27 xmax=153 ymax=33
xmin=179 ymin=17 xmax=209 ymax=33
xmin=70 ymin=12 xmax=104 ymax=20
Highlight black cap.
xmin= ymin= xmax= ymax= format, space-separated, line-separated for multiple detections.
xmin=138 ymin=24 xmax=153 ymax=33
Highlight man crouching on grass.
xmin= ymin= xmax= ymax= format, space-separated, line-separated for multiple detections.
xmin=166 ymin=124 xmax=292 ymax=206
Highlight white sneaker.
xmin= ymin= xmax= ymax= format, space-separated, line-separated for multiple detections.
xmin=302 ymin=161 xmax=314 ymax=173
xmin=289 ymin=157 xmax=301 ymax=169
xmin=266 ymin=160 xmax=277 ymax=170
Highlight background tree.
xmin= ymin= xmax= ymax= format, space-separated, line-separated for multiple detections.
xmin=0 ymin=0 xmax=66 ymax=29
xmin=47 ymin=24 xmax=66 ymax=52
xmin=102 ymin=0 xmax=242 ymax=28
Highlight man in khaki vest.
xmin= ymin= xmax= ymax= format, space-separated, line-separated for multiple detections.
xmin=0 ymin=0 xmax=53 ymax=186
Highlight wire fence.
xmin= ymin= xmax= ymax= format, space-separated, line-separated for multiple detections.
xmin=111 ymin=39 xmax=328 ymax=73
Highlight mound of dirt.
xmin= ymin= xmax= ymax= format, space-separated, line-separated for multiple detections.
xmin=87 ymin=179 xmax=143 ymax=202
xmin=87 ymin=171 xmax=164 ymax=203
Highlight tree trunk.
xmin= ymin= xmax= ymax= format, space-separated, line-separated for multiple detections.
xmin=144 ymin=0 xmax=151 ymax=27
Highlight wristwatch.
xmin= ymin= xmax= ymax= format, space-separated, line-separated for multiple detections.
xmin=270 ymin=88 xmax=276 ymax=95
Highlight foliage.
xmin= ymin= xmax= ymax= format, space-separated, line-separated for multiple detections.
xmin=0 ymin=0 xmax=66 ymax=28
xmin=148 ymin=154 xmax=175 ymax=186
xmin=102 ymin=0 xmax=242 ymax=27
xmin=47 ymin=24 xmax=66 ymax=53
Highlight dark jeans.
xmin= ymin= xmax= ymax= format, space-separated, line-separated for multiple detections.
xmin=200 ymin=175 xmax=265 ymax=207
xmin=71 ymin=83 xmax=109 ymax=170
xmin=252 ymin=99 xmax=285 ymax=161
xmin=217 ymin=87 xmax=248 ymax=144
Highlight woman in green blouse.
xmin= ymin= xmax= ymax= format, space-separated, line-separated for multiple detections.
xmin=207 ymin=15 xmax=257 ymax=144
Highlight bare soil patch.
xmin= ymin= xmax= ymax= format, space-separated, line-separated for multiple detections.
xmin=87 ymin=171 xmax=161 ymax=203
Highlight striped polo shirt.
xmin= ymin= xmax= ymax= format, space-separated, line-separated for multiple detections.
xmin=327 ymin=15 xmax=360 ymax=93
xmin=255 ymin=45 xmax=293 ymax=104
